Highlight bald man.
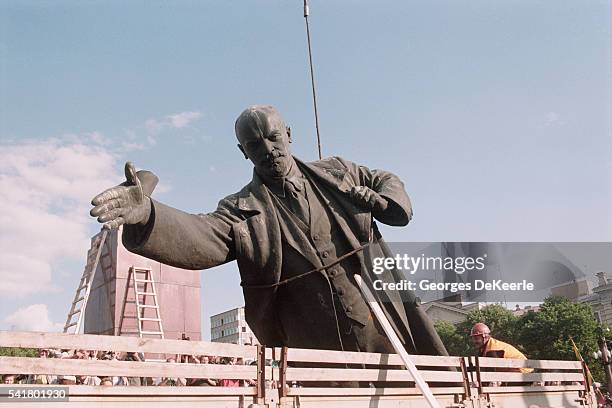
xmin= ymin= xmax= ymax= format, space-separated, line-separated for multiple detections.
xmin=91 ymin=105 xmax=447 ymax=356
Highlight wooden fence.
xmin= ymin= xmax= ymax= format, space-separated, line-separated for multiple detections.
xmin=0 ymin=331 xmax=596 ymax=408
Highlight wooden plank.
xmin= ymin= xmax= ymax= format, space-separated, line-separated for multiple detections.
xmin=0 ymin=331 xmax=257 ymax=358
xmin=0 ymin=356 xmax=268 ymax=380
xmin=481 ymin=385 xmax=585 ymax=394
xmin=0 ymin=385 xmax=257 ymax=396
xmin=285 ymin=367 xmax=463 ymax=382
xmin=282 ymin=347 xmax=463 ymax=367
xmin=477 ymin=357 xmax=582 ymax=370
xmin=479 ymin=371 xmax=585 ymax=383
xmin=285 ymin=387 xmax=466 ymax=396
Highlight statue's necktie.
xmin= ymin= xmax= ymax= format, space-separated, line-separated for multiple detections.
xmin=284 ymin=177 xmax=310 ymax=226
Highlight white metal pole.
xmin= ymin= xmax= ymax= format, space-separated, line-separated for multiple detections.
xmin=354 ymin=274 xmax=441 ymax=408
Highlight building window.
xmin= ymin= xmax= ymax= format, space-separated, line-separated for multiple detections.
xmin=595 ymin=311 xmax=603 ymax=323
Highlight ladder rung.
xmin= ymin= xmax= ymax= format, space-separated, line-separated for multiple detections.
xmin=136 ymin=292 xmax=156 ymax=296
xmin=69 ymin=309 xmax=82 ymax=316
xmin=140 ymin=331 xmax=164 ymax=335
xmin=134 ymin=279 xmax=154 ymax=283
xmin=139 ymin=318 xmax=161 ymax=322
xmin=138 ymin=305 xmax=159 ymax=309
xmin=73 ymin=296 xmax=85 ymax=304
xmin=65 ymin=322 xmax=77 ymax=328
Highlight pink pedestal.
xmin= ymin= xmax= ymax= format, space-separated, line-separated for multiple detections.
xmin=83 ymin=228 xmax=201 ymax=341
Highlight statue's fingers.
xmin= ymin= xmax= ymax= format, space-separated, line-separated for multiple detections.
xmin=357 ymin=187 xmax=370 ymax=201
xmin=97 ymin=208 xmax=124 ymax=224
xmin=103 ymin=216 xmax=125 ymax=231
xmin=90 ymin=198 xmax=124 ymax=217
xmin=91 ymin=187 xmax=123 ymax=206
xmin=367 ymin=193 xmax=378 ymax=207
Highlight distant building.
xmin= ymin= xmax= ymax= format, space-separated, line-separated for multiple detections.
xmin=550 ymin=279 xmax=593 ymax=302
xmin=210 ymin=307 xmax=259 ymax=345
xmin=581 ymin=272 xmax=612 ymax=325
xmin=512 ymin=304 xmax=541 ymax=317
xmin=422 ymin=301 xmax=469 ymax=325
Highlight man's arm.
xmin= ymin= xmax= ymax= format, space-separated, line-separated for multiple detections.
xmin=337 ymin=157 xmax=413 ymax=226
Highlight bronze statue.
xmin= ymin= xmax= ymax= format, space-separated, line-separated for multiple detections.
xmin=91 ymin=105 xmax=447 ymax=356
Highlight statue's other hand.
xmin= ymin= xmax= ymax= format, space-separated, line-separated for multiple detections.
xmin=90 ymin=162 xmax=151 ymax=230
xmin=349 ymin=186 xmax=388 ymax=213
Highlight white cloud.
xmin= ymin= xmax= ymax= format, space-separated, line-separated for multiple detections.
xmin=144 ymin=111 xmax=202 ymax=143
xmin=544 ymin=111 xmax=564 ymax=127
xmin=121 ymin=141 xmax=145 ymax=151
xmin=168 ymin=111 xmax=201 ymax=128
xmin=145 ymin=118 xmax=164 ymax=135
xmin=154 ymin=182 xmax=172 ymax=195
xmin=4 ymin=304 xmax=63 ymax=332
xmin=87 ymin=131 xmax=110 ymax=146
xmin=0 ymin=139 xmax=121 ymax=297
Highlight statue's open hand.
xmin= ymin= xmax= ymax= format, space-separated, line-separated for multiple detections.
xmin=349 ymin=186 xmax=388 ymax=213
xmin=90 ymin=162 xmax=151 ymax=230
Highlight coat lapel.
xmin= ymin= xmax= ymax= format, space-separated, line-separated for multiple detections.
xmin=235 ymin=171 xmax=283 ymax=284
xmin=296 ymin=157 xmax=372 ymax=244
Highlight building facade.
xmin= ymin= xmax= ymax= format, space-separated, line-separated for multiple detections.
xmin=210 ymin=307 xmax=259 ymax=345
xmin=581 ymin=272 xmax=612 ymax=325
xmin=421 ymin=301 xmax=469 ymax=325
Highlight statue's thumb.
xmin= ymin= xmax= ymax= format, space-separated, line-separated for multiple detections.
xmin=124 ymin=162 xmax=143 ymax=198
xmin=124 ymin=162 xmax=138 ymax=184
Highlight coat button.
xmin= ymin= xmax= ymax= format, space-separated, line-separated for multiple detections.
xmin=346 ymin=306 xmax=353 ymax=313
xmin=322 ymin=251 xmax=329 ymax=258
xmin=313 ymin=234 xmax=320 ymax=240
xmin=329 ymin=269 xmax=337 ymax=277
xmin=337 ymin=287 xmax=345 ymax=296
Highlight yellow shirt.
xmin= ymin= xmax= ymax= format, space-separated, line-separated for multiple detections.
xmin=482 ymin=337 xmax=532 ymax=374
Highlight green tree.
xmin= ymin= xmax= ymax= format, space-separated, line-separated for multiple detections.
xmin=517 ymin=296 xmax=599 ymax=361
xmin=0 ymin=347 xmax=37 ymax=357
xmin=434 ymin=320 xmax=469 ymax=356
xmin=516 ymin=295 xmax=607 ymax=385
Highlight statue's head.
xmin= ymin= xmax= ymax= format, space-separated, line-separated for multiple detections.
xmin=235 ymin=105 xmax=292 ymax=179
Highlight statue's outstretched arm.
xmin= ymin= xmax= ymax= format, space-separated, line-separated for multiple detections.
xmin=121 ymin=198 xmax=239 ymax=270
xmin=91 ymin=162 xmax=238 ymax=270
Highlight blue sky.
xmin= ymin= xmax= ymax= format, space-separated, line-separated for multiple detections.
xmin=0 ymin=1 xmax=610 ymax=339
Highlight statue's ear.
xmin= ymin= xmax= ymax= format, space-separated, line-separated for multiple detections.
xmin=237 ymin=144 xmax=249 ymax=160
xmin=286 ymin=126 xmax=292 ymax=143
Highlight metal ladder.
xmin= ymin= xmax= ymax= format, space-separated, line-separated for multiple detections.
xmin=117 ymin=266 xmax=164 ymax=339
xmin=63 ymin=230 xmax=108 ymax=334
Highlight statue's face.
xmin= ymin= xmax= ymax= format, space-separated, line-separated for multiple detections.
xmin=236 ymin=108 xmax=292 ymax=178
